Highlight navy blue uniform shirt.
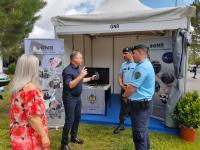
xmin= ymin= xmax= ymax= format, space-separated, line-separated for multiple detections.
xmin=62 ymin=63 xmax=83 ymax=97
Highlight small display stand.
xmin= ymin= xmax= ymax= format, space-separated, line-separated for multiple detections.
xmin=81 ymin=84 xmax=111 ymax=115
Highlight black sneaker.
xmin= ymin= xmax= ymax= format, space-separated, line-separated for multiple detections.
xmin=113 ymin=124 xmax=125 ymax=134
xmin=60 ymin=144 xmax=71 ymax=150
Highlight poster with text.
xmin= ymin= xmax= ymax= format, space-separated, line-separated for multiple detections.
xmin=136 ymin=37 xmax=175 ymax=120
xmin=24 ymin=39 xmax=65 ymax=128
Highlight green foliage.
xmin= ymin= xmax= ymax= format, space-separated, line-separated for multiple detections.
xmin=190 ymin=3 xmax=200 ymax=64
xmin=189 ymin=56 xmax=200 ymax=65
xmin=6 ymin=63 xmax=16 ymax=74
xmin=0 ymin=0 xmax=46 ymax=59
xmin=172 ymin=91 xmax=200 ymax=128
xmin=2 ymin=46 xmax=24 ymax=63
xmin=194 ymin=57 xmax=200 ymax=65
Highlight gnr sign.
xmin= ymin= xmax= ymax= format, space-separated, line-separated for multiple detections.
xmin=110 ymin=24 xmax=120 ymax=29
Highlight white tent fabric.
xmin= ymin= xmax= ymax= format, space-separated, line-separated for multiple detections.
xmin=53 ymin=7 xmax=195 ymax=25
xmin=52 ymin=5 xmax=195 ymax=35
xmin=51 ymin=0 xmax=196 ymax=127
xmin=92 ymin=0 xmax=151 ymax=14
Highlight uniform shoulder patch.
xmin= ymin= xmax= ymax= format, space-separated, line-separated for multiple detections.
xmin=134 ymin=72 xmax=141 ymax=79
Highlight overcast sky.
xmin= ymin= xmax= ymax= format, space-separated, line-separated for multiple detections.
xmin=28 ymin=0 xmax=194 ymax=39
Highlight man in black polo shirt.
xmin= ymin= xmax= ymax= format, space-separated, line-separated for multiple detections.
xmin=61 ymin=51 xmax=96 ymax=150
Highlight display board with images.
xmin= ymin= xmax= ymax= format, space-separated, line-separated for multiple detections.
xmin=137 ymin=37 xmax=175 ymax=120
xmin=24 ymin=39 xmax=65 ymax=128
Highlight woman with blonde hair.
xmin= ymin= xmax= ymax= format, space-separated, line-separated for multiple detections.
xmin=9 ymin=54 xmax=50 ymax=150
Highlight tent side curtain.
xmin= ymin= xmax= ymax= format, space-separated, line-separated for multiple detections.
xmin=165 ymin=29 xmax=189 ymax=127
xmin=51 ymin=6 xmax=195 ymax=26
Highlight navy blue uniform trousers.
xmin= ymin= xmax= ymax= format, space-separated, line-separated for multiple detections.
xmin=130 ymin=100 xmax=153 ymax=150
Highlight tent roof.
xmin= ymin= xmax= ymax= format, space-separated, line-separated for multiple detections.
xmin=92 ymin=0 xmax=151 ymax=14
xmin=51 ymin=0 xmax=195 ymax=35
xmin=52 ymin=7 xmax=195 ymax=25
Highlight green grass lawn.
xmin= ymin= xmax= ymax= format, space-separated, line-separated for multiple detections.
xmin=0 ymin=84 xmax=200 ymax=150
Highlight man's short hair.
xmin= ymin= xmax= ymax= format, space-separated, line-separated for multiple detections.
xmin=132 ymin=44 xmax=148 ymax=52
xmin=70 ymin=50 xmax=81 ymax=61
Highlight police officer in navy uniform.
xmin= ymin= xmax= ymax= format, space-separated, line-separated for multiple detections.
xmin=61 ymin=51 xmax=96 ymax=150
xmin=113 ymin=47 xmax=136 ymax=134
xmin=123 ymin=45 xmax=155 ymax=150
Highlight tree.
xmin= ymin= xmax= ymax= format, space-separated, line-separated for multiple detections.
xmin=195 ymin=57 xmax=200 ymax=66
xmin=0 ymin=0 xmax=46 ymax=60
xmin=190 ymin=2 xmax=200 ymax=64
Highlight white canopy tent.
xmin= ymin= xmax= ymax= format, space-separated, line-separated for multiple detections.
xmin=92 ymin=0 xmax=151 ymax=13
xmin=51 ymin=0 xmax=195 ymax=127
xmin=52 ymin=0 xmax=194 ymax=35
xmin=52 ymin=0 xmax=195 ymax=92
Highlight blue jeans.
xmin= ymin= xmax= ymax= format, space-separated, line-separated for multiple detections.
xmin=61 ymin=95 xmax=81 ymax=145
xmin=130 ymin=100 xmax=153 ymax=150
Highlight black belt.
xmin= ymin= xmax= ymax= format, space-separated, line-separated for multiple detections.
xmin=129 ymin=99 xmax=152 ymax=109
xmin=64 ymin=93 xmax=81 ymax=98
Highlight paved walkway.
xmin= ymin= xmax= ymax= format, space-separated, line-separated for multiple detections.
xmin=186 ymin=71 xmax=200 ymax=93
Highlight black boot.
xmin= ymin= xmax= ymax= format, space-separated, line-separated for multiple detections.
xmin=113 ymin=124 xmax=125 ymax=134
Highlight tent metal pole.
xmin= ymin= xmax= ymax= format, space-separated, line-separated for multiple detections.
xmin=184 ymin=17 xmax=191 ymax=93
xmin=72 ymin=35 xmax=74 ymax=51
xmin=112 ymin=36 xmax=115 ymax=93
xmin=83 ymin=35 xmax=86 ymax=65
xmin=91 ymin=37 xmax=93 ymax=67
xmin=54 ymin=26 xmax=58 ymax=39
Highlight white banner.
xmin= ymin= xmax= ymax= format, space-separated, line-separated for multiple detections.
xmin=24 ymin=39 xmax=65 ymax=128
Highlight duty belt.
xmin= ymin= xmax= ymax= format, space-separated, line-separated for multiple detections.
xmin=129 ymin=99 xmax=152 ymax=109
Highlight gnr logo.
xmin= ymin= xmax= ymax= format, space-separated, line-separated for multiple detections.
xmin=110 ymin=24 xmax=120 ymax=29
